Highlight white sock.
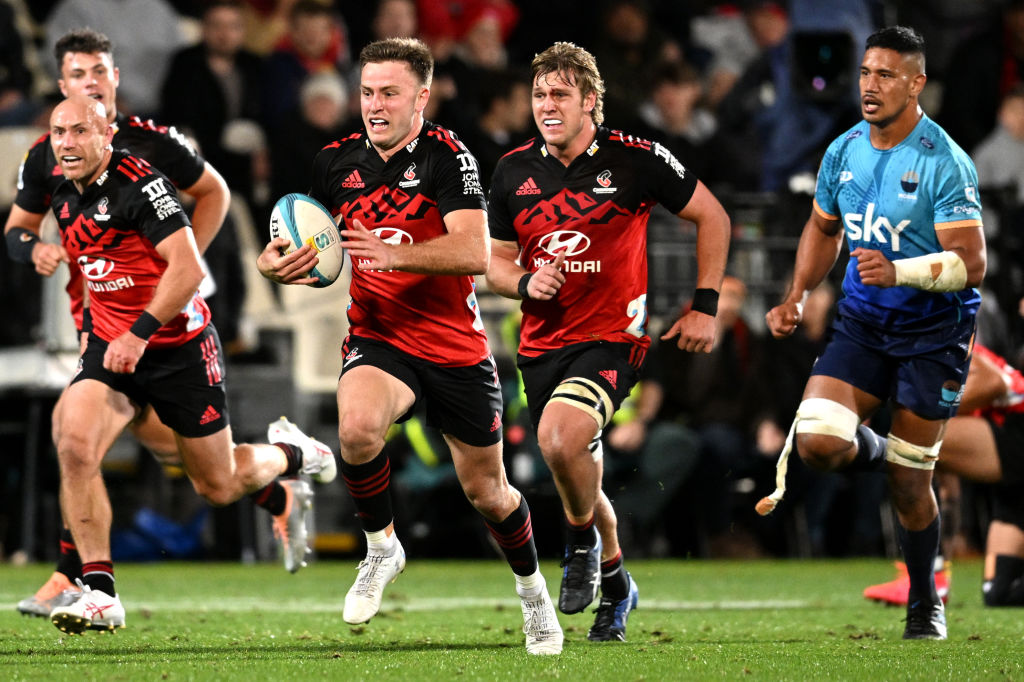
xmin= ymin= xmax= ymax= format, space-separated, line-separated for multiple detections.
xmin=933 ymin=555 xmax=945 ymax=573
xmin=366 ymin=529 xmax=396 ymax=554
xmin=515 ymin=569 xmax=545 ymax=599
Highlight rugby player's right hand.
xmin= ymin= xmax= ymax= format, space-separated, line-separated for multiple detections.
xmin=256 ymin=237 xmax=320 ymax=285
xmin=765 ymin=300 xmax=804 ymax=338
xmin=526 ymin=249 xmax=566 ymax=300
xmin=31 ymin=242 xmax=69 ymax=277
xmin=104 ymin=331 xmax=147 ymax=374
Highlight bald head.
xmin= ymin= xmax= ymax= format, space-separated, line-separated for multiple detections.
xmin=50 ymin=95 xmax=114 ymax=187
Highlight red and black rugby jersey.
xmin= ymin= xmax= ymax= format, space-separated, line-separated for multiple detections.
xmin=310 ymin=120 xmax=490 ymax=367
xmin=15 ymin=112 xmax=206 ymax=328
xmin=488 ymin=126 xmax=698 ymax=356
xmin=51 ymin=149 xmax=209 ymax=348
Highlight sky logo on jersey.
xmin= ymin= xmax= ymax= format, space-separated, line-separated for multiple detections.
xmin=342 ymin=170 xmax=365 ymax=188
xmin=399 ymin=163 xmax=420 ymax=188
xmin=843 ymin=202 xmax=910 ymax=251
xmin=593 ymin=170 xmax=616 ymax=194
xmin=77 ymin=255 xmax=115 ymax=280
xmin=516 ymin=177 xmax=542 ymax=195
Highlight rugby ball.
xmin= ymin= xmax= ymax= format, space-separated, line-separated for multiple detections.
xmin=269 ymin=193 xmax=344 ymax=287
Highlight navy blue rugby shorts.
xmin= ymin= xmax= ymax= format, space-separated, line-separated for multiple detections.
xmin=810 ymin=313 xmax=975 ymax=421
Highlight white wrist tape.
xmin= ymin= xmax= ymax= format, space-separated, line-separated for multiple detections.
xmin=893 ymin=251 xmax=967 ymax=292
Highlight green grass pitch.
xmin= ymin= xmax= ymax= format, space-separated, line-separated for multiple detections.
xmin=1 ymin=558 xmax=1022 ymax=680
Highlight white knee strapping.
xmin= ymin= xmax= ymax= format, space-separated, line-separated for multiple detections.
xmin=794 ymin=398 xmax=860 ymax=442
xmin=885 ymin=433 xmax=940 ymax=470
xmin=589 ymin=434 xmax=604 ymax=462
xmin=757 ymin=398 xmax=859 ymax=516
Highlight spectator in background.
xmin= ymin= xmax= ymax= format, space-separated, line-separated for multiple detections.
xmin=431 ymin=2 xmax=519 ymax=132
xmin=718 ymin=0 xmax=871 ymax=192
xmin=263 ymin=0 xmax=350 ymax=134
xmin=373 ymin=0 xmax=418 ymax=42
xmin=689 ymin=1 xmax=763 ymax=110
xmin=591 ymin=0 xmax=682 ymax=130
xmin=0 ymin=0 xmax=39 ymax=126
xmin=456 ymin=69 xmax=531 ymax=186
xmin=270 ymin=72 xmax=354 ymax=200
xmin=238 ymin=0 xmax=299 ymax=55
xmin=44 ymin=0 xmax=186 ymax=117
xmin=940 ymin=0 xmax=1024 ymax=155
xmin=636 ymin=60 xmax=756 ymax=193
xmin=974 ymin=85 xmax=1024 ymax=205
xmin=160 ymin=0 xmax=268 ymax=215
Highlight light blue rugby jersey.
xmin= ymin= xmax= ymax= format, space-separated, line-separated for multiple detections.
xmin=813 ymin=113 xmax=983 ymax=332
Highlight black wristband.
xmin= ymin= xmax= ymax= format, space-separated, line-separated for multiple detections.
xmin=129 ymin=311 xmax=162 ymax=340
xmin=5 ymin=227 xmax=40 ymax=264
xmin=691 ymin=288 xmax=719 ymax=316
xmin=80 ymin=307 xmax=93 ymax=334
xmin=517 ymin=272 xmax=533 ymax=300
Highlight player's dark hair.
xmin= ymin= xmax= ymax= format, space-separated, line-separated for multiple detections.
xmin=531 ymin=42 xmax=605 ymax=125
xmin=54 ymin=28 xmax=113 ymax=71
xmin=359 ymin=37 xmax=433 ymax=87
xmin=865 ymin=26 xmax=925 ymax=58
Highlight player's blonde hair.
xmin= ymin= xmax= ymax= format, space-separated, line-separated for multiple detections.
xmin=531 ymin=42 xmax=605 ymax=125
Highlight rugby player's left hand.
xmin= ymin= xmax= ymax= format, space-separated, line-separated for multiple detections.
xmin=851 ymin=247 xmax=896 ymax=287
xmin=104 ymin=331 xmax=147 ymax=374
xmin=341 ymin=219 xmax=394 ymax=271
xmin=661 ymin=309 xmax=716 ymax=353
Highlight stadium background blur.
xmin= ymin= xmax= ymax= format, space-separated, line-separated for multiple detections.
xmin=2 ymin=0 xmax=1023 ymax=567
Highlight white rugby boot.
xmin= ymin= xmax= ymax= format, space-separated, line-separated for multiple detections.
xmin=519 ymin=581 xmax=564 ymax=655
xmin=343 ymin=538 xmax=406 ymax=624
xmin=50 ymin=580 xmax=125 ymax=634
xmin=268 ymin=417 xmax=337 ymax=483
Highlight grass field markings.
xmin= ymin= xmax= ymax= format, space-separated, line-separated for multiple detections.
xmin=2 ymin=596 xmax=812 ymax=613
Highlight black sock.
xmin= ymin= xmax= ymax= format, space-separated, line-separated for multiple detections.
xmin=566 ymin=515 xmax=598 ymax=549
xmin=600 ymin=550 xmax=630 ymax=601
xmin=56 ymin=528 xmax=82 ymax=581
xmin=81 ymin=560 xmax=115 ymax=597
xmin=848 ymin=424 xmax=887 ymax=473
xmin=984 ymin=555 xmax=1024 ymax=606
xmin=341 ymin=452 xmax=394 ymax=532
xmin=484 ymin=496 xmax=539 ymax=576
xmin=250 ymin=481 xmax=288 ymax=516
xmin=274 ymin=442 xmax=303 ymax=477
xmin=898 ymin=515 xmax=941 ymax=605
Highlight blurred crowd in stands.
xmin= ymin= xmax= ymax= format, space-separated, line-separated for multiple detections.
xmin=3 ymin=0 xmax=1024 ymax=562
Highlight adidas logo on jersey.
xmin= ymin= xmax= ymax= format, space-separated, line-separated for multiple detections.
xmin=199 ymin=404 xmax=221 ymax=425
xmin=599 ymin=369 xmax=618 ymax=390
xmin=515 ymin=177 xmax=541 ymax=195
xmin=59 ymin=202 xmax=70 ymax=219
xmin=489 ymin=411 xmax=502 ymax=432
xmin=342 ymin=170 xmax=365 ymax=188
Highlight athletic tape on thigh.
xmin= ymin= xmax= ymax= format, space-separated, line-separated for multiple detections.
xmin=589 ymin=433 xmax=604 ymax=462
xmin=885 ymin=433 xmax=940 ymax=470
xmin=549 ymin=377 xmax=614 ymax=429
xmin=794 ymin=398 xmax=860 ymax=441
